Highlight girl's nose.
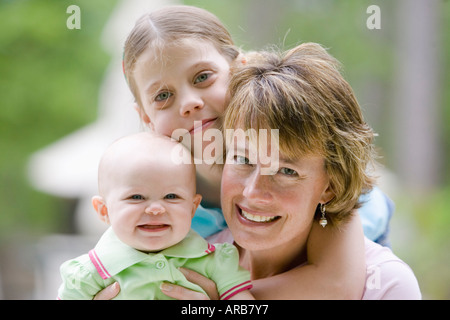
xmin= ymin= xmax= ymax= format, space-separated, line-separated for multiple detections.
xmin=179 ymin=91 xmax=204 ymax=117
xmin=145 ymin=202 xmax=166 ymax=215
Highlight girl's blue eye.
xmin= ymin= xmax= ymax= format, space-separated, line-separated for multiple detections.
xmin=155 ymin=91 xmax=172 ymax=101
xmin=279 ymin=167 xmax=298 ymax=176
xmin=131 ymin=194 xmax=144 ymax=200
xmin=164 ymin=193 xmax=178 ymax=200
xmin=194 ymin=73 xmax=209 ymax=84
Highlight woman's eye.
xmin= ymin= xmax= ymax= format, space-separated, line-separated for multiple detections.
xmin=234 ymin=155 xmax=250 ymax=165
xmin=164 ymin=193 xmax=178 ymax=200
xmin=130 ymin=194 xmax=144 ymax=200
xmin=194 ymin=72 xmax=210 ymax=84
xmin=155 ymin=91 xmax=172 ymax=102
xmin=279 ymin=167 xmax=298 ymax=176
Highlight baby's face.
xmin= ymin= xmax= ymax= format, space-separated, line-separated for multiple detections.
xmin=100 ymin=137 xmax=201 ymax=252
xmin=133 ymin=38 xmax=231 ymax=160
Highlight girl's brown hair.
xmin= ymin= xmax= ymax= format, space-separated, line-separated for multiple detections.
xmin=224 ymin=43 xmax=377 ymax=226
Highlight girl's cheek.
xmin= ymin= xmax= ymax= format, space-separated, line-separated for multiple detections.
xmin=150 ymin=116 xmax=171 ymax=137
xmin=216 ymin=86 xmax=230 ymax=113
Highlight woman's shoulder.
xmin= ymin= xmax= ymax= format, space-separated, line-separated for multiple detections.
xmin=363 ymin=238 xmax=421 ymax=300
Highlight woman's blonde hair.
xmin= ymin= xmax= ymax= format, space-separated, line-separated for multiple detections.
xmin=123 ymin=5 xmax=240 ymax=107
xmin=224 ymin=43 xmax=377 ymax=226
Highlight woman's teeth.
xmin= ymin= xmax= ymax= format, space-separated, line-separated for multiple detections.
xmin=241 ymin=209 xmax=278 ymax=223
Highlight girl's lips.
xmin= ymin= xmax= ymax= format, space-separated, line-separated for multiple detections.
xmin=190 ymin=118 xmax=217 ymax=134
xmin=235 ymin=205 xmax=281 ymax=225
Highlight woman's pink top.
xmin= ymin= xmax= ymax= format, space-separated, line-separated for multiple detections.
xmin=208 ymin=229 xmax=421 ymax=300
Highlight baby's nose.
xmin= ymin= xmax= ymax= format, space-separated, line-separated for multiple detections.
xmin=145 ymin=203 xmax=166 ymax=215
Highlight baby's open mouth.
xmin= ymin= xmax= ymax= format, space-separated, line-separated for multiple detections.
xmin=138 ymin=224 xmax=169 ymax=231
xmin=239 ymin=207 xmax=280 ymax=223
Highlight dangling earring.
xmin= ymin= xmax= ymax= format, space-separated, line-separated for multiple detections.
xmin=319 ymin=203 xmax=328 ymax=228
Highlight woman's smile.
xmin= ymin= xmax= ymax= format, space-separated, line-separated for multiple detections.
xmin=236 ymin=204 xmax=281 ymax=225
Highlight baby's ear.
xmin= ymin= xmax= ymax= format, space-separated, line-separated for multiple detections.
xmin=92 ymin=196 xmax=110 ymax=224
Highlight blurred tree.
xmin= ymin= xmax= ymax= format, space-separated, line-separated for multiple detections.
xmin=391 ymin=0 xmax=442 ymax=195
xmin=0 ymin=0 xmax=117 ymax=237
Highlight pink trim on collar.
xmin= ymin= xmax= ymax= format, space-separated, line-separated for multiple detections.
xmin=89 ymin=249 xmax=112 ymax=280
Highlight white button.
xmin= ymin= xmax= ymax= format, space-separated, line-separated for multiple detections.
xmin=156 ymin=260 xmax=165 ymax=269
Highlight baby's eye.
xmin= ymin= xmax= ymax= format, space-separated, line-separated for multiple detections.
xmin=279 ymin=167 xmax=298 ymax=176
xmin=194 ymin=72 xmax=210 ymax=84
xmin=155 ymin=91 xmax=172 ymax=102
xmin=164 ymin=193 xmax=179 ymax=200
xmin=130 ymin=194 xmax=144 ymax=200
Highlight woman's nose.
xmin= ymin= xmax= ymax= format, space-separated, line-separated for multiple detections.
xmin=242 ymin=170 xmax=273 ymax=203
xmin=145 ymin=202 xmax=166 ymax=215
xmin=179 ymin=91 xmax=204 ymax=117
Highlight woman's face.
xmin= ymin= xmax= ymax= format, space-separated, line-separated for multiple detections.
xmin=221 ymin=132 xmax=334 ymax=251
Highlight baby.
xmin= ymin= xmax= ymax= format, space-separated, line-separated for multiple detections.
xmin=57 ymin=132 xmax=253 ymax=300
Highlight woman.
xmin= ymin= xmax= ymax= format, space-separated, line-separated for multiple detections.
xmin=161 ymin=43 xmax=421 ymax=300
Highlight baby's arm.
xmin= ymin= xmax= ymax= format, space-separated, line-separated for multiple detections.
xmin=58 ymin=257 xmax=109 ymax=300
xmin=250 ymin=213 xmax=366 ymax=299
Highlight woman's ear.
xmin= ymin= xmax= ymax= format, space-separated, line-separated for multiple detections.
xmin=92 ymin=196 xmax=110 ymax=224
xmin=133 ymin=103 xmax=154 ymax=130
xmin=320 ymin=182 xmax=335 ymax=205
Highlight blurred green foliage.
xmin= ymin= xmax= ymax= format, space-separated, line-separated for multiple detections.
xmin=0 ymin=0 xmax=117 ymax=236
xmin=394 ymin=190 xmax=450 ymax=299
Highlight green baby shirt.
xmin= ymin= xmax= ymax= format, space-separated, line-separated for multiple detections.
xmin=58 ymin=227 xmax=251 ymax=300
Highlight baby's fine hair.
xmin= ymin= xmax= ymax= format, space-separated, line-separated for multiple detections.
xmin=123 ymin=5 xmax=240 ymax=107
xmin=224 ymin=43 xmax=377 ymax=226
xmin=97 ymin=132 xmax=195 ymax=197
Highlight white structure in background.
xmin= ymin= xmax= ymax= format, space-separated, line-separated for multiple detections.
xmin=28 ymin=0 xmax=178 ymax=299
xmin=28 ymin=0 xmax=177 ymax=236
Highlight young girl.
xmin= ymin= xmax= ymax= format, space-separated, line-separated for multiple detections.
xmin=99 ymin=5 xmax=392 ymax=299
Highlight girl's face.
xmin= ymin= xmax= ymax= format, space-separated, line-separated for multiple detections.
xmin=221 ymin=132 xmax=334 ymax=252
xmin=133 ymin=39 xmax=232 ymax=158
